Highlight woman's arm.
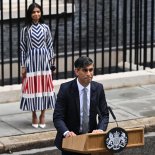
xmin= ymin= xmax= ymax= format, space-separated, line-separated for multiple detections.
xmin=20 ymin=27 xmax=27 ymax=78
xmin=46 ymin=25 xmax=55 ymax=60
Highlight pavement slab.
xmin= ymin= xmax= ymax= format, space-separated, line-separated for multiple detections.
xmin=0 ymin=102 xmax=22 ymax=116
xmin=0 ymin=111 xmax=55 ymax=135
xmin=105 ymin=86 xmax=152 ymax=102
xmin=0 ymin=121 xmax=22 ymax=137
xmin=109 ymin=108 xmax=138 ymax=121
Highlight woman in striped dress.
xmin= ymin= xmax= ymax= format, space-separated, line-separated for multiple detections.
xmin=20 ymin=3 xmax=56 ymax=128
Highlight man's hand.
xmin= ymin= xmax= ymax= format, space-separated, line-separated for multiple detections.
xmin=92 ymin=129 xmax=105 ymax=134
xmin=65 ymin=131 xmax=76 ymax=138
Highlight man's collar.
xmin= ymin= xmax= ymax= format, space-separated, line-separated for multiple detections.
xmin=76 ymin=79 xmax=90 ymax=93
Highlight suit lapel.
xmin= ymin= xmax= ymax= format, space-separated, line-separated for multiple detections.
xmin=71 ymin=79 xmax=80 ymax=119
xmin=90 ymin=82 xmax=97 ymax=116
xmin=90 ymin=82 xmax=96 ymax=103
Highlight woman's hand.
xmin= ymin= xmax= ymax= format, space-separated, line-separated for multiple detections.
xmin=21 ymin=67 xmax=26 ymax=79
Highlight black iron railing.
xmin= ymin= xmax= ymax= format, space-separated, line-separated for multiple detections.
xmin=0 ymin=0 xmax=155 ymax=86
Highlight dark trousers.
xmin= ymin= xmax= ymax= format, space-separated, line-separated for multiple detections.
xmin=62 ymin=150 xmax=91 ymax=155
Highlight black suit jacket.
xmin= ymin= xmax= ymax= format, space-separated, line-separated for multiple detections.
xmin=53 ymin=78 xmax=109 ymax=150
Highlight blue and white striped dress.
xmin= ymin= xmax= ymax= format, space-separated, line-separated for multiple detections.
xmin=20 ymin=23 xmax=56 ymax=111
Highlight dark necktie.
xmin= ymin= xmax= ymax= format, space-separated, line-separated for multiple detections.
xmin=82 ymin=87 xmax=89 ymax=133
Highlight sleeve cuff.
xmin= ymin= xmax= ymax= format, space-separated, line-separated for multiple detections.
xmin=63 ymin=131 xmax=69 ymax=137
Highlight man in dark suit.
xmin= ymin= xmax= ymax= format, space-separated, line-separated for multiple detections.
xmin=53 ymin=56 xmax=109 ymax=155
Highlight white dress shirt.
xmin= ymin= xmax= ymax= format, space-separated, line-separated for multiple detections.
xmin=77 ymin=79 xmax=90 ymax=132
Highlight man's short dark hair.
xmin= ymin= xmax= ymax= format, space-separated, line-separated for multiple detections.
xmin=74 ymin=56 xmax=93 ymax=68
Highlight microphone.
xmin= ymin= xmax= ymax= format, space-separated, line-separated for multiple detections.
xmin=108 ymin=106 xmax=118 ymax=127
xmin=108 ymin=106 xmax=116 ymax=120
xmin=96 ymin=105 xmax=118 ymax=127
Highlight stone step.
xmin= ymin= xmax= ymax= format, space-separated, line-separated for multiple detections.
xmin=1 ymin=146 xmax=61 ymax=155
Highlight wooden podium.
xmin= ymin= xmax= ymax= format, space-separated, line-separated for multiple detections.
xmin=62 ymin=128 xmax=144 ymax=155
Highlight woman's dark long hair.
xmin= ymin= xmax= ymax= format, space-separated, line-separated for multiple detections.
xmin=25 ymin=3 xmax=44 ymax=26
